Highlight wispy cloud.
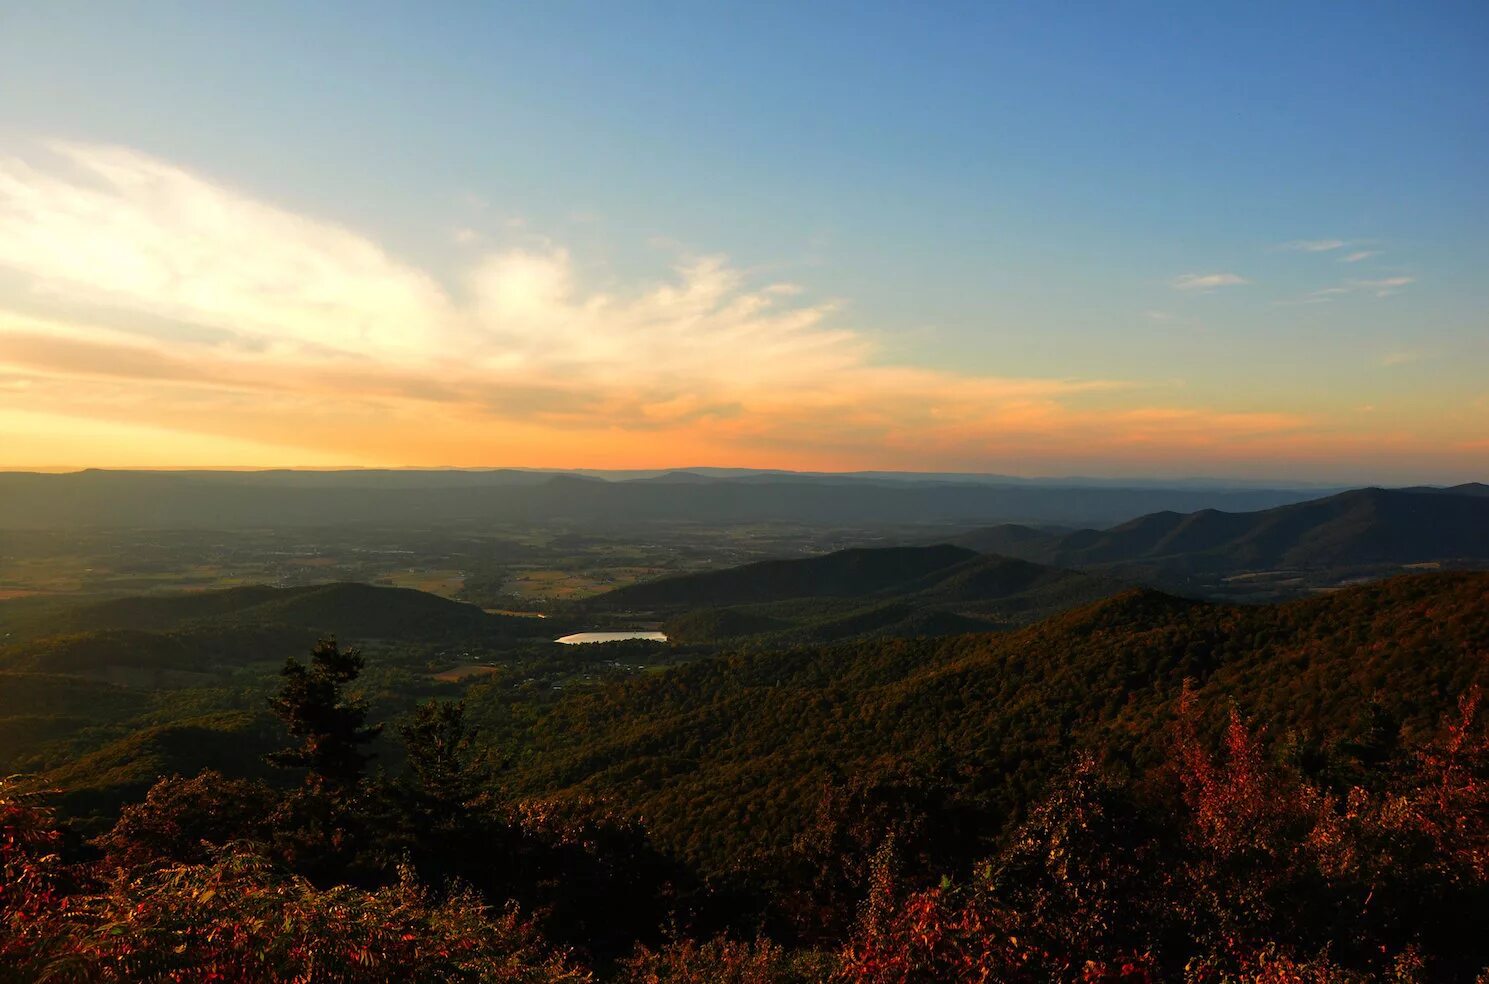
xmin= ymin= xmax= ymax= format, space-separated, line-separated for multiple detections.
xmin=1292 ymin=276 xmax=1415 ymax=304
xmin=1352 ymin=276 xmax=1415 ymax=298
xmin=1169 ymin=272 xmax=1249 ymax=292
xmin=1379 ymin=351 xmax=1423 ymax=367
xmin=1271 ymin=295 xmax=1334 ymax=307
xmin=1277 ymin=240 xmax=1390 ymax=267
xmin=0 ymin=139 xmax=1437 ymax=473
xmin=1277 ymin=239 xmax=1348 ymax=253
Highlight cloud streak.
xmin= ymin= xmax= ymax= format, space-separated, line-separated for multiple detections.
xmin=1351 ymin=276 xmax=1415 ymax=297
xmin=1169 ymin=272 xmax=1249 ymax=292
xmin=1278 ymin=239 xmax=1348 ymax=253
xmin=1296 ymin=275 xmax=1416 ymax=303
xmin=1379 ymin=351 xmax=1422 ymax=367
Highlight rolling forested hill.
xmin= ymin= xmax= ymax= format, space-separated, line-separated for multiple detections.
xmin=593 ymin=545 xmax=980 ymax=608
xmin=0 ymin=582 xmax=548 ymax=649
xmin=477 ymin=571 xmax=1489 ymax=869
xmin=0 ymin=582 xmax=560 ymax=808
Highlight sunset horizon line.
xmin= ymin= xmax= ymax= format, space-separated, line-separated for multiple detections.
xmin=0 ymin=462 xmax=1475 ymax=488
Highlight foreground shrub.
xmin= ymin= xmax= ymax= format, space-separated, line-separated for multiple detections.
xmin=93 ymin=769 xmax=279 ymax=869
xmin=619 ymin=934 xmax=839 ymax=983
xmin=2 ymin=778 xmax=588 ymax=984
xmin=839 ymin=683 xmax=1489 ymax=982
xmin=41 ymin=855 xmax=589 ymax=982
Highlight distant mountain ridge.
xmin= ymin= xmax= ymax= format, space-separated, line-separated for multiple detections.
xmin=953 ymin=485 xmax=1489 ymax=578
xmin=0 ymin=469 xmax=1337 ymax=529
xmin=1409 ymin=481 xmax=1489 ymax=498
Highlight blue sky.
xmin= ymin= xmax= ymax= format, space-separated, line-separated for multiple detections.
xmin=0 ymin=2 xmax=1485 ymax=479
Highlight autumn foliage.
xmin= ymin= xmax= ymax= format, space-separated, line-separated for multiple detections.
xmin=4 ymin=634 xmax=1487 ymax=981
xmin=837 ymin=683 xmax=1489 ymax=983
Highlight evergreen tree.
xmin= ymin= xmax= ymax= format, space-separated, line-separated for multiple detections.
xmin=267 ymin=638 xmax=381 ymax=788
xmin=400 ymin=698 xmax=483 ymax=808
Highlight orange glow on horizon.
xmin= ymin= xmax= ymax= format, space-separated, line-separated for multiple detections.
xmin=0 ymin=142 xmax=1482 ymax=484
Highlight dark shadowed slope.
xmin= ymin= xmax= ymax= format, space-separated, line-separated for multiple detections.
xmin=592 ymin=545 xmax=979 ymax=608
xmin=1443 ymin=482 xmax=1489 ymax=497
xmin=589 ymin=544 xmax=1117 ymax=612
xmin=587 ymin=544 xmax=1121 ymax=645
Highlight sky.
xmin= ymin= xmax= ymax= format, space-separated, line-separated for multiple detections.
xmin=0 ymin=2 xmax=1485 ymax=482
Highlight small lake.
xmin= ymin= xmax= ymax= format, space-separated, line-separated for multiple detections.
xmin=555 ymin=631 xmax=668 ymax=645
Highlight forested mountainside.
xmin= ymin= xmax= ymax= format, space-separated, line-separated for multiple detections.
xmin=4 ymin=570 xmax=1487 ymax=981
xmin=485 ymin=572 xmax=1489 ymax=869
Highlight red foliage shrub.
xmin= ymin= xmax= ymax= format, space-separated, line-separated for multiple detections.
xmin=36 ymin=857 xmax=588 ymax=983
xmin=839 ymin=683 xmax=1489 ymax=982
xmin=2 ymin=779 xmax=589 ymax=983
xmin=1 ymin=781 xmax=71 ymax=979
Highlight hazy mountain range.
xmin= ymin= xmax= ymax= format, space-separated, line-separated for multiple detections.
xmin=0 ymin=469 xmax=1355 ymax=529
